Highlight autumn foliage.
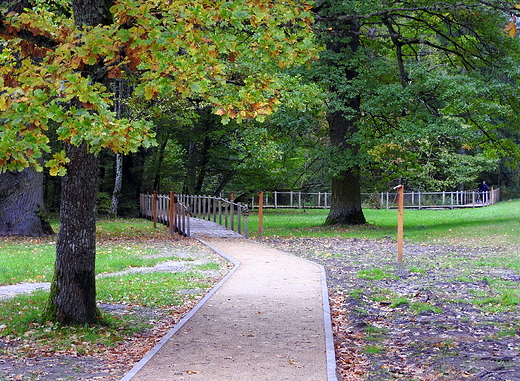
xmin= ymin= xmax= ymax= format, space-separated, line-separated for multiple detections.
xmin=0 ymin=0 xmax=318 ymax=174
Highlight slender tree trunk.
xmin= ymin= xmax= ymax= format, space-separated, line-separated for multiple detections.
xmin=45 ymin=143 xmax=99 ymax=324
xmin=0 ymin=168 xmax=54 ymax=236
xmin=152 ymin=138 xmax=169 ymax=192
xmin=108 ymin=79 xmax=127 ymax=216
xmin=184 ymin=139 xmax=198 ymax=194
xmin=194 ymin=137 xmax=211 ymax=194
xmin=108 ymin=153 xmax=123 ymax=216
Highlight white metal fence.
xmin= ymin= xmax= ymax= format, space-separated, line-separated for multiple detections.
xmin=250 ymin=189 xmax=500 ymax=210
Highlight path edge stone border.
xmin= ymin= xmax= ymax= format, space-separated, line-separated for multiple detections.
xmin=283 ymin=251 xmax=339 ymax=381
xmin=119 ymin=239 xmax=240 ymax=381
xmin=120 ymin=238 xmax=338 ymax=381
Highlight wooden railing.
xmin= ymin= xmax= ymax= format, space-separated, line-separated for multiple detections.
xmin=140 ymin=192 xmax=190 ymax=236
xmin=139 ymin=192 xmax=249 ymax=238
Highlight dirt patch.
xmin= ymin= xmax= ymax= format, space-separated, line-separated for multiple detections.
xmin=258 ymin=237 xmax=520 ymax=381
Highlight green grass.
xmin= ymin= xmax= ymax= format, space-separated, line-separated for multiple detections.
xmin=193 ymin=262 xmax=220 ymax=271
xmin=0 ymin=218 xmax=222 ymax=357
xmin=390 ymin=297 xmax=410 ymax=308
xmin=0 ymin=218 xmax=183 ymax=285
xmin=409 ymin=302 xmax=443 ymax=314
xmin=364 ymin=344 xmax=385 ymax=354
xmin=1 ymin=200 xmax=519 ymax=359
xmin=357 ymin=268 xmax=398 ymax=280
xmin=364 ymin=323 xmax=389 ymax=342
xmin=0 ymin=242 xmax=55 ymax=284
xmin=97 ymin=272 xmax=211 ymax=307
xmin=248 ymin=199 xmax=520 ymax=245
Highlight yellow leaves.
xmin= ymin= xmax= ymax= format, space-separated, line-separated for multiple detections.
xmin=144 ymin=85 xmax=159 ymax=100
xmin=0 ymin=97 xmax=9 ymax=112
xmin=0 ymin=0 xmax=318 ymax=174
xmin=505 ymin=20 xmax=518 ymax=38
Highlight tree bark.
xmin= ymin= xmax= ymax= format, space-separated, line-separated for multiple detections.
xmin=45 ymin=143 xmax=99 ymax=325
xmin=0 ymin=168 xmax=54 ymax=236
xmin=108 ymin=153 xmax=123 ymax=216
xmin=324 ymin=110 xmax=366 ymax=225
xmin=322 ymin=16 xmax=367 ymax=225
xmin=44 ymin=0 xmax=109 ymax=325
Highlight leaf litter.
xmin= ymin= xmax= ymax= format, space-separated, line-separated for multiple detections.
xmin=260 ymin=236 xmax=520 ymax=381
xmin=2 ymin=236 xmax=520 ymax=380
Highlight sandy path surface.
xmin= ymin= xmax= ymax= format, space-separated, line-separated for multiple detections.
xmin=123 ymin=238 xmax=334 ymax=381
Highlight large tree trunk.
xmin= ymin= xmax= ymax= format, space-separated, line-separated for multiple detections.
xmin=44 ymin=0 xmax=109 ymax=325
xmin=326 ymin=168 xmax=366 ymax=225
xmin=323 ymin=15 xmax=366 ymax=225
xmin=0 ymin=168 xmax=54 ymax=236
xmin=324 ymin=110 xmax=366 ymax=225
xmin=45 ymin=143 xmax=99 ymax=324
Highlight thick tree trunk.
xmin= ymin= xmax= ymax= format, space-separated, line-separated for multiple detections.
xmin=0 ymin=168 xmax=54 ymax=236
xmin=43 ymin=0 xmax=109 ymax=325
xmin=326 ymin=168 xmax=366 ymax=225
xmin=45 ymin=143 xmax=99 ymax=325
xmin=323 ymin=16 xmax=366 ymax=225
xmin=324 ymin=110 xmax=366 ymax=225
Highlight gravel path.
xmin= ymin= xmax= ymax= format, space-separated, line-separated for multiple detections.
xmin=123 ymin=238 xmax=334 ymax=381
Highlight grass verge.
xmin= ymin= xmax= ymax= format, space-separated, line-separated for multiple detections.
xmin=247 ymin=199 xmax=520 ymax=246
xmin=0 ymin=218 xmax=225 ymax=359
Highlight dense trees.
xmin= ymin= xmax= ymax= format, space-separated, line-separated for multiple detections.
xmin=0 ymin=0 xmax=317 ymax=324
xmin=311 ymin=0 xmax=520 ymax=225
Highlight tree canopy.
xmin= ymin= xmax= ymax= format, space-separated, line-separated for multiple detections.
xmin=0 ymin=0 xmax=318 ymax=173
xmin=310 ymin=0 xmax=520 ymax=224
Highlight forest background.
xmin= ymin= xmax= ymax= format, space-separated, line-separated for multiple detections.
xmin=34 ymin=0 xmax=520 ymax=218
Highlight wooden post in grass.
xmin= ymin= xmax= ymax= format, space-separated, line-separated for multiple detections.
xmin=394 ymin=185 xmax=404 ymax=263
xmin=258 ymin=191 xmax=264 ymax=238
xmin=153 ymin=191 xmax=158 ymax=229
xmin=169 ymin=191 xmax=175 ymax=236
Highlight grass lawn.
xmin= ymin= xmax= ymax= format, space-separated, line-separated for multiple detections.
xmin=0 ymin=218 xmax=223 ymax=357
xmin=247 ymin=199 xmax=520 ymax=246
xmin=0 ymin=200 xmax=518 ymax=369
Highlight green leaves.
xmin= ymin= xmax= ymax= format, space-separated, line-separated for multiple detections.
xmin=0 ymin=0 xmax=318 ymax=175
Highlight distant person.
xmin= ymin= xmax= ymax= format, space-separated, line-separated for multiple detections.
xmin=478 ymin=181 xmax=489 ymax=203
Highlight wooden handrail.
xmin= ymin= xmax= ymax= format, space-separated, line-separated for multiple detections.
xmin=139 ymin=193 xmax=248 ymax=238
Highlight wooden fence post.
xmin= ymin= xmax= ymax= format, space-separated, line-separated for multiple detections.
xmin=394 ymin=185 xmax=404 ymax=263
xmin=258 ymin=191 xmax=264 ymax=238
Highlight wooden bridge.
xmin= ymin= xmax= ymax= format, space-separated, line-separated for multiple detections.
xmin=139 ymin=192 xmax=249 ymax=238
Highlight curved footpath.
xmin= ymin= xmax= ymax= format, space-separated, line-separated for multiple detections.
xmin=121 ymin=218 xmax=338 ymax=381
